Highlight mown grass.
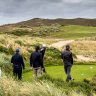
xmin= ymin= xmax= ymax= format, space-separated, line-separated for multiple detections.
xmin=23 ymin=64 xmax=96 ymax=82
xmin=50 ymin=25 xmax=96 ymax=39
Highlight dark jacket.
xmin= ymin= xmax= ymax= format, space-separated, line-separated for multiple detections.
xmin=61 ymin=50 xmax=73 ymax=66
xmin=40 ymin=47 xmax=46 ymax=59
xmin=11 ymin=53 xmax=25 ymax=70
xmin=30 ymin=51 xmax=42 ymax=68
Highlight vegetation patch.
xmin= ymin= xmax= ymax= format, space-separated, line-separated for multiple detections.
xmin=0 ymin=75 xmax=96 ymax=96
xmin=0 ymin=45 xmax=9 ymax=54
xmin=0 ymin=45 xmax=14 ymax=55
xmin=10 ymin=29 xmax=31 ymax=36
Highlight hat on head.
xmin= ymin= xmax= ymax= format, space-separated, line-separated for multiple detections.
xmin=16 ymin=48 xmax=20 ymax=52
xmin=42 ymin=44 xmax=46 ymax=47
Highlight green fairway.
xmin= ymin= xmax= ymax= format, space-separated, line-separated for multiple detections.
xmin=23 ymin=65 xmax=96 ymax=81
xmin=50 ymin=25 xmax=96 ymax=39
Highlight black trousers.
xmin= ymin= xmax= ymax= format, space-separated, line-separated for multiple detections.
xmin=41 ymin=61 xmax=46 ymax=73
xmin=13 ymin=68 xmax=22 ymax=80
xmin=64 ymin=65 xmax=72 ymax=81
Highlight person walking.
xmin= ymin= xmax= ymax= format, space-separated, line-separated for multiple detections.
xmin=11 ymin=48 xmax=25 ymax=80
xmin=61 ymin=45 xmax=73 ymax=82
xmin=40 ymin=44 xmax=46 ymax=73
xmin=30 ymin=45 xmax=42 ymax=77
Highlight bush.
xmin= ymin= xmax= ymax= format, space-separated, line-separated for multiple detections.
xmin=46 ymin=47 xmax=61 ymax=59
xmin=44 ymin=47 xmax=62 ymax=66
xmin=0 ymin=87 xmax=4 ymax=96
xmin=0 ymin=53 xmax=12 ymax=73
xmin=11 ymin=29 xmax=30 ymax=36
xmin=8 ymin=47 xmax=14 ymax=55
xmin=15 ymin=40 xmax=24 ymax=46
xmin=0 ymin=45 xmax=9 ymax=54
xmin=0 ymin=45 xmax=14 ymax=55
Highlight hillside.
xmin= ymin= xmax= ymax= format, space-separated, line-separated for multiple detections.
xmin=1 ymin=18 xmax=96 ymax=28
xmin=16 ymin=18 xmax=96 ymax=27
xmin=0 ymin=18 xmax=96 ymax=37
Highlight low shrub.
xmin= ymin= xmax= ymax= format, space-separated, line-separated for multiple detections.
xmin=8 ymin=47 xmax=14 ymax=55
xmin=0 ymin=45 xmax=14 ymax=55
xmin=11 ymin=29 xmax=30 ymax=36
xmin=0 ymin=45 xmax=9 ymax=54
xmin=15 ymin=40 xmax=24 ymax=46
xmin=44 ymin=47 xmax=62 ymax=66
xmin=0 ymin=53 xmax=12 ymax=73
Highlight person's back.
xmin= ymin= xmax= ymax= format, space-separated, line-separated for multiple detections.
xmin=11 ymin=53 xmax=24 ymax=69
xmin=30 ymin=45 xmax=42 ymax=77
xmin=61 ymin=45 xmax=73 ymax=82
xmin=61 ymin=50 xmax=73 ymax=66
xmin=30 ymin=51 xmax=42 ymax=68
xmin=11 ymin=48 xmax=25 ymax=80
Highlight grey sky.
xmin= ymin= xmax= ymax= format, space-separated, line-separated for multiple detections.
xmin=0 ymin=0 xmax=96 ymax=25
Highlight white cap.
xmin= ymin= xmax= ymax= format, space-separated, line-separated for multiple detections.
xmin=42 ymin=44 xmax=46 ymax=47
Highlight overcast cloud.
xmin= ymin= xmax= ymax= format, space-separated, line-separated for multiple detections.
xmin=0 ymin=0 xmax=96 ymax=25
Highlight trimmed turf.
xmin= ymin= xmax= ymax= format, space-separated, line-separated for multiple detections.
xmin=49 ymin=25 xmax=96 ymax=39
xmin=23 ymin=64 xmax=96 ymax=81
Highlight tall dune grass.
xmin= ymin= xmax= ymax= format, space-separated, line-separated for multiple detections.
xmin=71 ymin=40 xmax=96 ymax=55
xmin=0 ymin=75 xmax=67 ymax=96
xmin=1 ymin=75 xmax=95 ymax=96
xmin=0 ymin=34 xmax=59 ymax=55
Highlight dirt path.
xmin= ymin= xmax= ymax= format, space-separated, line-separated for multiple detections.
xmin=49 ymin=40 xmax=74 ymax=50
xmin=49 ymin=40 xmax=96 ymax=62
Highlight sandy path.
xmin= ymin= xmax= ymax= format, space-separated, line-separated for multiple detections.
xmin=49 ymin=40 xmax=96 ymax=62
xmin=49 ymin=40 xmax=74 ymax=50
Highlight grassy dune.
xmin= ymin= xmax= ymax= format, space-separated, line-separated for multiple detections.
xmin=1 ymin=25 xmax=96 ymax=39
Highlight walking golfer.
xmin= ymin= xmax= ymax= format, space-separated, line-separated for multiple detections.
xmin=11 ymin=48 xmax=25 ymax=80
xmin=30 ymin=45 xmax=42 ymax=77
xmin=61 ymin=45 xmax=73 ymax=82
